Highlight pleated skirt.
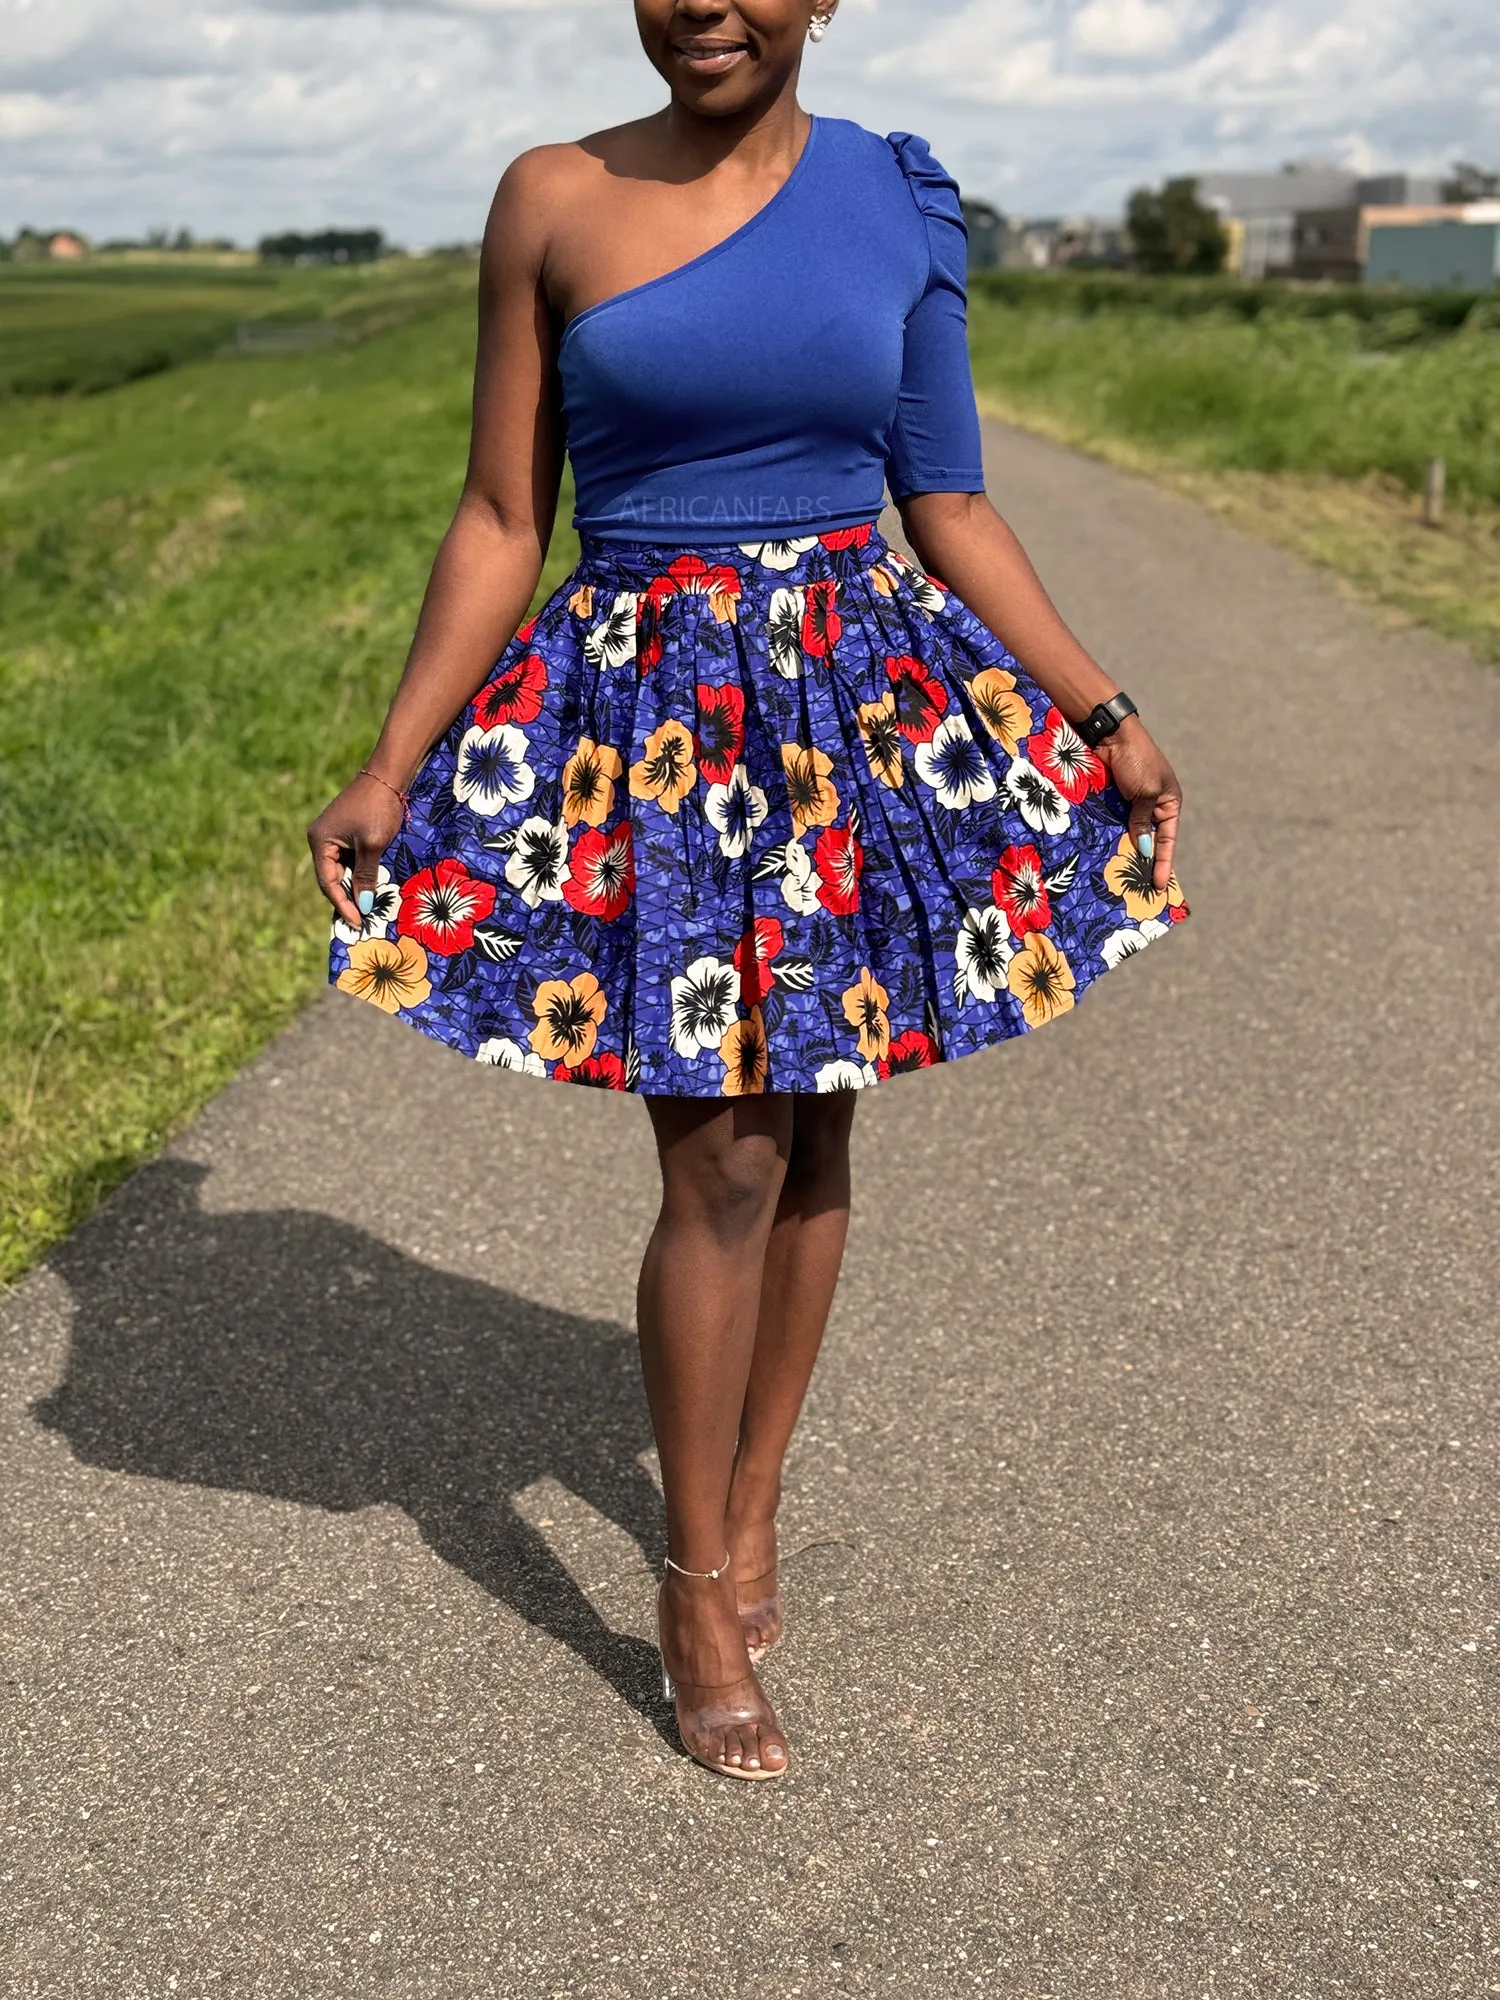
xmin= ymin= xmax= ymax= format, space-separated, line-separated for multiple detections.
xmin=329 ymin=523 xmax=1187 ymax=1095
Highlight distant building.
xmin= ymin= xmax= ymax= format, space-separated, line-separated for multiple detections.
xmin=991 ymin=214 xmax=1126 ymax=272
xmin=1366 ymin=211 xmax=1500 ymax=290
xmin=1199 ymin=165 xmax=1443 ymax=279
xmin=961 ymin=199 xmax=1006 ymax=273
xmin=48 ymin=232 xmax=88 ymax=261
xmin=1289 ymin=208 xmax=1363 ymax=283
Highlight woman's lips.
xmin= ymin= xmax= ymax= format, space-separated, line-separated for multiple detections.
xmin=672 ymin=39 xmax=750 ymax=75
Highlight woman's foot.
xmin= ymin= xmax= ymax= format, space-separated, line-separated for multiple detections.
xmin=657 ymin=1568 xmax=789 ymax=1781
xmin=727 ymin=1477 xmax=785 ymax=1664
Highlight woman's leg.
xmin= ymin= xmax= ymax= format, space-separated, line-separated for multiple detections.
xmin=638 ymin=1093 xmax=794 ymax=1774
xmin=725 ymin=1092 xmax=857 ymax=1650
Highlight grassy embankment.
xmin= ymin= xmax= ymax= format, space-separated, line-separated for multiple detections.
xmin=968 ymin=272 xmax=1500 ymax=663
xmin=0 ymin=259 xmax=578 ymax=1282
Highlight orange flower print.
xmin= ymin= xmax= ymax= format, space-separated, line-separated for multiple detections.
xmin=1103 ymin=831 xmax=1169 ymax=923
xmin=529 ymin=972 xmax=608 ymax=1067
xmin=969 ymin=668 xmax=1032 ymax=757
xmin=857 ymin=693 xmax=904 ymax=788
xmin=562 ymin=737 xmax=623 ymax=827
xmin=781 ymin=742 xmax=839 ymax=832
xmin=336 ymin=935 xmax=431 ymax=1015
xmin=1006 ymin=931 xmax=1076 ymax=1028
xmin=841 ymin=966 xmax=891 ymax=1065
xmin=868 ymin=564 xmax=900 ymax=598
xmin=567 ymin=583 xmax=595 ymax=619
xmin=719 ymin=1010 xmax=769 ymax=1096
xmin=629 ymin=719 xmax=697 ymax=815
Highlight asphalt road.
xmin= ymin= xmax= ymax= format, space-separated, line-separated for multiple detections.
xmin=4 ymin=421 xmax=1498 ymax=1999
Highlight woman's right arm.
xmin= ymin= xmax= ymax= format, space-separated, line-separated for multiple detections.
xmin=309 ymin=151 xmax=565 ymax=930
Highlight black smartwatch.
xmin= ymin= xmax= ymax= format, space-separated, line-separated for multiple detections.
xmin=1076 ymin=692 xmax=1139 ymax=748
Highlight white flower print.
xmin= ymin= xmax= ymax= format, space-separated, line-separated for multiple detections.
xmin=704 ymin=764 xmax=770 ymax=858
xmin=504 ymin=815 xmax=570 ymax=908
xmin=670 ymin=955 xmax=740 ymax=1059
xmin=1005 ymin=758 xmax=1071 ymax=837
xmin=454 ymin=723 xmax=535 ymax=817
xmin=913 ymin=714 xmax=997 ymax=812
xmin=766 ymin=587 xmax=805 ymax=680
xmin=1099 ymin=919 xmax=1169 ymax=969
xmin=739 ymin=537 xmax=818 ymax=572
xmin=475 ymin=1036 xmax=546 ymax=1075
xmin=814 ymin=1059 xmax=878 ymax=1093
xmin=583 ymin=592 xmax=639 ymax=670
xmin=954 ymin=906 xmax=1014 ymax=1003
xmin=888 ymin=550 xmax=948 ymax=616
xmin=332 ymin=863 xmax=398 ymax=945
xmin=778 ymin=836 xmax=823 ymax=915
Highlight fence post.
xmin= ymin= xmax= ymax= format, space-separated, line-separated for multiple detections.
xmin=1422 ymin=457 xmax=1446 ymax=529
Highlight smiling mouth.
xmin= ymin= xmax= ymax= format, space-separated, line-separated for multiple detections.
xmin=672 ymin=37 xmax=751 ymax=71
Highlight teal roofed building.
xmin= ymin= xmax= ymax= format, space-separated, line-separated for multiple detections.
xmin=1365 ymin=211 xmax=1500 ymax=290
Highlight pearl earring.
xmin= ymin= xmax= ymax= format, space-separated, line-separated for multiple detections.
xmin=808 ymin=11 xmax=831 ymax=40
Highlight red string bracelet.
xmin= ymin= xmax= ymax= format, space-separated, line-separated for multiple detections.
xmin=359 ymin=767 xmax=412 ymax=824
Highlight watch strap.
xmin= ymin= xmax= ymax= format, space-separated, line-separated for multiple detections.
xmin=1077 ymin=692 xmax=1139 ymax=748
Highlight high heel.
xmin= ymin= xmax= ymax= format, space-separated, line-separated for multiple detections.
xmin=736 ymin=1565 xmax=783 ymax=1666
xmin=657 ymin=1557 xmax=789 ymax=1783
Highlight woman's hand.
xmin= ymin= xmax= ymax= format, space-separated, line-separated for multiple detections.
xmin=1096 ymin=716 xmax=1183 ymax=892
xmin=307 ymin=774 xmax=407 ymax=932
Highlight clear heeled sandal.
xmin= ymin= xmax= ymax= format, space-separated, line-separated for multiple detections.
xmin=657 ymin=1551 xmax=790 ymax=1783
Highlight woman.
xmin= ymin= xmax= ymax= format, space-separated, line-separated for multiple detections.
xmin=310 ymin=0 xmax=1186 ymax=1783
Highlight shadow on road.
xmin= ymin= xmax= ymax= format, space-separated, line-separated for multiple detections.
xmin=33 ymin=1157 xmax=665 ymax=1720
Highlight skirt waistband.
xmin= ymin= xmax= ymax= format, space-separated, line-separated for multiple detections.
xmin=574 ymin=522 xmax=890 ymax=592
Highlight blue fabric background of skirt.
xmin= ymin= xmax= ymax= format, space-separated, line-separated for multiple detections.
xmin=328 ymin=524 xmax=1187 ymax=1096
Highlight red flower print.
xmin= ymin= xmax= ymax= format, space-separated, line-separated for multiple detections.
xmin=877 ymin=1029 xmax=940 ymax=1079
xmin=396 ymin=857 xmax=496 ymax=955
xmin=813 ymin=824 xmax=864 ymax=916
xmin=646 ymin=556 xmax=741 ymax=625
xmin=1032 ymin=706 xmax=1106 ymax=804
xmin=563 ymin=822 xmax=634 ymax=922
xmin=554 ymin=1050 xmax=628 ymax=1090
xmin=637 ymin=596 xmax=663 ymax=674
xmin=992 ymin=843 xmax=1051 ymax=937
xmin=733 ymin=917 xmax=785 ymax=1007
xmin=694 ymin=681 xmax=747 ymax=786
xmin=474 ymin=652 xmax=547 ymax=731
xmin=821 ymin=525 xmax=872 ymax=552
xmin=1167 ymin=901 xmax=1189 ymax=922
xmin=516 ymin=616 xmax=538 ymax=644
xmin=886 ymin=655 xmax=948 ymax=743
xmin=801 ymin=579 xmax=842 ymax=658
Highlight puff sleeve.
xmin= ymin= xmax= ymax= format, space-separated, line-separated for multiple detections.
xmin=883 ymin=132 xmax=988 ymax=502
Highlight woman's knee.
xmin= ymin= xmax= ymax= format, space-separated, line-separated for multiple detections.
xmin=652 ymin=1100 xmax=790 ymax=1241
xmin=785 ymin=1095 xmax=856 ymax=1194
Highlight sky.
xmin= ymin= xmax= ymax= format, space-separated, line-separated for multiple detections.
xmin=2 ymin=0 xmax=1497 ymax=244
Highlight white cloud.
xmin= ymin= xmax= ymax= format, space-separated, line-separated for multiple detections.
xmin=0 ymin=0 xmax=1495 ymax=240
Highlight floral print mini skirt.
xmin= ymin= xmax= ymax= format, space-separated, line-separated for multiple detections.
xmin=329 ymin=524 xmax=1187 ymax=1096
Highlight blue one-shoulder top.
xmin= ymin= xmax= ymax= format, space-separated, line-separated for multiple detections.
xmin=559 ymin=117 xmax=987 ymax=544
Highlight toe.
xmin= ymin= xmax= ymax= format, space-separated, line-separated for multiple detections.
xmin=759 ymin=1725 xmax=788 ymax=1771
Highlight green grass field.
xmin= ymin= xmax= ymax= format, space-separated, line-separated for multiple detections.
xmin=0 ymin=260 xmax=578 ymax=1281
xmin=2 ymin=260 xmax=1497 ymax=1282
xmin=967 ymin=273 xmax=1500 ymax=505
xmin=0 ymin=254 xmax=483 ymax=397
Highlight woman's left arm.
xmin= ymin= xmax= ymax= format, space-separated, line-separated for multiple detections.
xmin=898 ymin=488 xmax=1183 ymax=895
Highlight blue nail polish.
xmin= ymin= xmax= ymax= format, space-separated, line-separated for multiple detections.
xmin=1138 ymin=831 xmax=1155 ymax=860
xmin=357 ymin=889 xmax=376 ymax=916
